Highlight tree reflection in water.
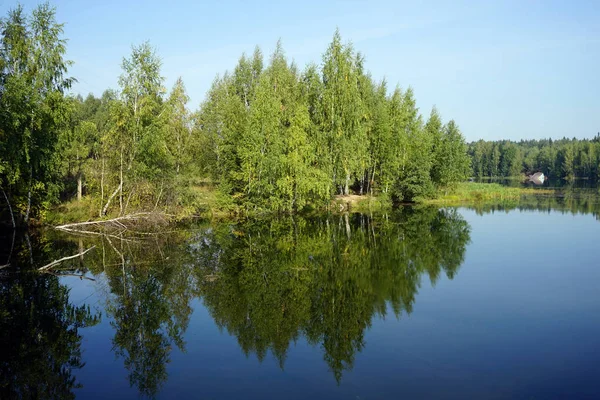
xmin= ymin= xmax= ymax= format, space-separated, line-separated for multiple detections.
xmin=191 ymin=207 xmax=470 ymax=382
xmin=1 ymin=206 xmax=471 ymax=398
xmin=0 ymin=232 xmax=101 ymax=399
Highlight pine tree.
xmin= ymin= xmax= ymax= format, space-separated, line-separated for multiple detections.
xmin=0 ymin=3 xmax=73 ymax=225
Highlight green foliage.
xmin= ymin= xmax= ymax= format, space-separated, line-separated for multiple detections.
xmin=468 ymin=135 xmax=600 ymax=180
xmin=427 ymin=182 xmax=550 ymax=205
xmin=2 ymin=6 xmax=473 ymax=223
xmin=321 ymin=30 xmax=365 ymax=195
xmin=196 ymin=30 xmax=470 ymax=211
xmin=55 ymin=44 xmax=202 ymax=218
xmin=391 ymin=89 xmax=433 ymax=201
xmin=431 ymin=119 xmax=471 ymax=189
xmin=0 ymin=3 xmax=73 ymax=224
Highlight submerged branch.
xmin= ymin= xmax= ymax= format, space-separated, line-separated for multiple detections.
xmin=41 ymin=270 xmax=97 ymax=281
xmin=38 ymin=246 xmax=96 ymax=271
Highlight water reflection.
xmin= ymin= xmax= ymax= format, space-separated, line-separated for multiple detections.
xmin=0 ymin=232 xmax=101 ymax=399
xmin=1 ymin=207 xmax=472 ymax=397
xmin=191 ymin=208 xmax=471 ymax=382
xmin=90 ymin=232 xmax=197 ymax=397
xmin=465 ymin=189 xmax=600 ymax=220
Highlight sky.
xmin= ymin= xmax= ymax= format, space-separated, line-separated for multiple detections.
xmin=1 ymin=0 xmax=598 ymax=142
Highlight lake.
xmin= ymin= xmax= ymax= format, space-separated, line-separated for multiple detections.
xmin=1 ymin=205 xmax=599 ymax=399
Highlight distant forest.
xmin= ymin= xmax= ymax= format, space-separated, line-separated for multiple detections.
xmin=0 ymin=3 xmax=470 ymax=225
xmin=468 ymin=136 xmax=600 ymax=180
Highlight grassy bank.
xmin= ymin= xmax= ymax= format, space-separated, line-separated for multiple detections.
xmin=44 ymin=182 xmax=561 ymax=226
xmin=332 ymin=182 xmax=556 ymax=212
xmin=44 ymin=183 xmax=220 ymax=226
xmin=424 ymin=182 xmax=553 ymax=205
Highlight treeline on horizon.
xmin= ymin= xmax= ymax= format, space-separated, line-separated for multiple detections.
xmin=0 ymin=3 xmax=470 ymax=226
xmin=468 ymin=136 xmax=600 ymax=180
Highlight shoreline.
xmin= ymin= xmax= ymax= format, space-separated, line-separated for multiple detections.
xmin=41 ymin=182 xmax=587 ymax=227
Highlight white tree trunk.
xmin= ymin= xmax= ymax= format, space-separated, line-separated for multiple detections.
xmin=102 ymin=182 xmax=122 ymax=216
xmin=99 ymin=157 xmax=105 ymax=217
xmin=119 ymin=147 xmax=124 ymax=215
xmin=24 ymin=167 xmax=32 ymax=224
xmin=77 ymin=170 xmax=83 ymax=201
xmin=1 ymin=187 xmax=15 ymax=228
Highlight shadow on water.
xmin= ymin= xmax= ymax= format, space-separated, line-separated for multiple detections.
xmin=0 ymin=230 xmax=101 ymax=399
xmin=1 ymin=207 xmax=472 ymax=397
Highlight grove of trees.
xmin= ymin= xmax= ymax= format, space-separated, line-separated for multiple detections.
xmin=197 ymin=34 xmax=470 ymax=212
xmin=468 ymin=136 xmax=600 ymax=180
xmin=1 ymin=4 xmax=471 ymax=226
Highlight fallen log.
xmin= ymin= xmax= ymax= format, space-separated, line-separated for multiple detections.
xmin=55 ymin=213 xmax=155 ymax=231
xmin=55 ymin=212 xmax=171 ymax=237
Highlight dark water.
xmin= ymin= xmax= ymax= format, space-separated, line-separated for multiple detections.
xmin=1 ymin=205 xmax=600 ymax=399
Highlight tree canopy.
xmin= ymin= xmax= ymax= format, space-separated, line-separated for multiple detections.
xmin=468 ymin=136 xmax=600 ymax=180
xmin=2 ymin=4 xmax=473 ymax=224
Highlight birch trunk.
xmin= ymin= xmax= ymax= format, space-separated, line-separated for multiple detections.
xmin=77 ymin=170 xmax=82 ymax=201
xmin=119 ymin=146 xmax=124 ymax=216
xmin=102 ymin=182 xmax=122 ymax=216
xmin=1 ymin=187 xmax=15 ymax=228
xmin=24 ymin=167 xmax=32 ymax=225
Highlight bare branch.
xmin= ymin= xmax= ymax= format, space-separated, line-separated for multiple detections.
xmin=39 ymin=246 xmax=96 ymax=271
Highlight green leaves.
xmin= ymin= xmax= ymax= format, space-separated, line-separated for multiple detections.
xmin=196 ymin=30 xmax=470 ymax=211
xmin=431 ymin=119 xmax=470 ymax=189
xmin=467 ymin=137 xmax=600 ymax=180
xmin=2 ymin=13 xmax=474 ymax=221
xmin=0 ymin=2 xmax=73 ymax=223
xmin=321 ymin=30 xmax=365 ymax=195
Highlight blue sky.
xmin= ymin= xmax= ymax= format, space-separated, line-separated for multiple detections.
xmin=1 ymin=0 xmax=598 ymax=141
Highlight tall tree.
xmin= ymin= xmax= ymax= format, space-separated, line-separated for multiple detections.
xmin=102 ymin=42 xmax=169 ymax=216
xmin=321 ymin=30 xmax=365 ymax=195
xmin=0 ymin=3 xmax=73 ymax=225
xmin=392 ymin=88 xmax=431 ymax=201
xmin=164 ymin=77 xmax=193 ymax=176
xmin=431 ymin=120 xmax=470 ymax=188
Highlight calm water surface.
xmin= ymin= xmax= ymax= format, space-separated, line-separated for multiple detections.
xmin=1 ymin=206 xmax=599 ymax=399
